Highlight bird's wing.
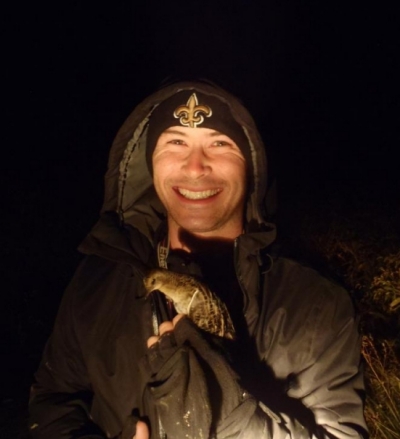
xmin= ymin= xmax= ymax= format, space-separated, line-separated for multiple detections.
xmin=189 ymin=287 xmax=235 ymax=339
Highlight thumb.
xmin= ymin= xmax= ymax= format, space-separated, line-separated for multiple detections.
xmin=133 ymin=420 xmax=149 ymax=439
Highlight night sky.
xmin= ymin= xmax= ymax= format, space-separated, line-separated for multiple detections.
xmin=2 ymin=1 xmax=399 ymax=402
xmin=6 ymin=3 xmax=399 ymax=195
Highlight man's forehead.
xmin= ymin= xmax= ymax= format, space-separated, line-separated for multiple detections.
xmin=160 ymin=127 xmax=229 ymax=137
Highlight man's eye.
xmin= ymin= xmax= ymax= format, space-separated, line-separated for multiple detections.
xmin=168 ymin=139 xmax=185 ymax=145
xmin=213 ymin=140 xmax=230 ymax=147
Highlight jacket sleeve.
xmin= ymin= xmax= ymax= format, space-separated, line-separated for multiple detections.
xmin=28 ymin=263 xmax=106 ymax=439
xmin=217 ymin=285 xmax=368 ymax=438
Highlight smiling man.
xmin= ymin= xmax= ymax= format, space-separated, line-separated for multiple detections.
xmin=153 ymin=126 xmax=246 ymax=238
xmin=29 ymin=82 xmax=368 ymax=439
xmin=152 ymin=122 xmax=247 ymax=250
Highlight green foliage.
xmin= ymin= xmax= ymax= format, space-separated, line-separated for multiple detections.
xmin=363 ymin=336 xmax=400 ymax=439
xmin=297 ymin=195 xmax=400 ymax=438
xmin=369 ymin=252 xmax=400 ymax=315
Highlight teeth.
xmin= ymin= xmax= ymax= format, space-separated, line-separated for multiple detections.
xmin=178 ymin=188 xmax=220 ymax=200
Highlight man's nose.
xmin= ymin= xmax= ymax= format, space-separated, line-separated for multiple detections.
xmin=182 ymin=148 xmax=211 ymax=178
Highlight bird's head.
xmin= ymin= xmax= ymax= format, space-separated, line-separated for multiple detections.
xmin=143 ymin=269 xmax=165 ymax=294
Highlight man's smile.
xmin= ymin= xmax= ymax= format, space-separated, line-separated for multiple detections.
xmin=176 ymin=187 xmax=221 ymax=200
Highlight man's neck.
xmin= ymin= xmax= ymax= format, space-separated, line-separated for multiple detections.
xmin=169 ymin=227 xmax=242 ymax=254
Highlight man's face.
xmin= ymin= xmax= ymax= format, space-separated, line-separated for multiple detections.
xmin=152 ymin=126 xmax=247 ymax=243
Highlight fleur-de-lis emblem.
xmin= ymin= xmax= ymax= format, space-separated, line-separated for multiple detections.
xmin=173 ymin=93 xmax=212 ymax=128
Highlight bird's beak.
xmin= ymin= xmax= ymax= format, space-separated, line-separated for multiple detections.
xmin=145 ymin=289 xmax=154 ymax=297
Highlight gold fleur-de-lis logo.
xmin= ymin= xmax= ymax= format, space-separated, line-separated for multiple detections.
xmin=173 ymin=93 xmax=212 ymax=128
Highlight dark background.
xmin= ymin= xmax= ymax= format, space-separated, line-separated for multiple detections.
xmin=1 ymin=0 xmax=399 ymax=427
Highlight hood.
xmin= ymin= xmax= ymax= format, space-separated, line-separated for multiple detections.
xmin=82 ymin=81 xmax=274 ymax=256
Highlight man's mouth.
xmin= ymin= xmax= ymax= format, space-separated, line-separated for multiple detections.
xmin=177 ymin=188 xmax=221 ymax=200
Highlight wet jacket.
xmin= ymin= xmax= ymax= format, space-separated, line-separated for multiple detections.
xmin=29 ymin=81 xmax=368 ymax=438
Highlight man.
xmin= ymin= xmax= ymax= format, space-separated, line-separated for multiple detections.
xmin=29 ymin=81 xmax=368 ymax=438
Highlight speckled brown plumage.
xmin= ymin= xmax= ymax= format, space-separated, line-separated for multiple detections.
xmin=143 ymin=268 xmax=235 ymax=339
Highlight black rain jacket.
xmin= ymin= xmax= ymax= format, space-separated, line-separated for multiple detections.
xmin=29 ymin=81 xmax=368 ymax=438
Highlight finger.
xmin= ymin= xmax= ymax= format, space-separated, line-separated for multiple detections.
xmin=159 ymin=321 xmax=174 ymax=335
xmin=133 ymin=420 xmax=149 ymax=439
xmin=172 ymin=313 xmax=185 ymax=327
xmin=147 ymin=335 xmax=159 ymax=348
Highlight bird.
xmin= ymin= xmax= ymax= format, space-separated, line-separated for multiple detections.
xmin=143 ymin=268 xmax=235 ymax=340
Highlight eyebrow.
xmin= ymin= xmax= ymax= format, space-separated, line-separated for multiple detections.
xmin=162 ymin=129 xmax=225 ymax=137
xmin=162 ymin=129 xmax=188 ymax=136
xmin=209 ymin=130 xmax=225 ymax=137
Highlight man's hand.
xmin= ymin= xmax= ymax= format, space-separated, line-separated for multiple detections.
xmin=133 ymin=420 xmax=149 ymax=439
xmin=142 ymin=313 xmax=256 ymax=438
xmin=141 ymin=314 xmax=212 ymax=438
xmin=147 ymin=314 xmax=185 ymax=347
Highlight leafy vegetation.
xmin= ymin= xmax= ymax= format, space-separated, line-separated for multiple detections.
xmin=297 ymin=189 xmax=400 ymax=438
